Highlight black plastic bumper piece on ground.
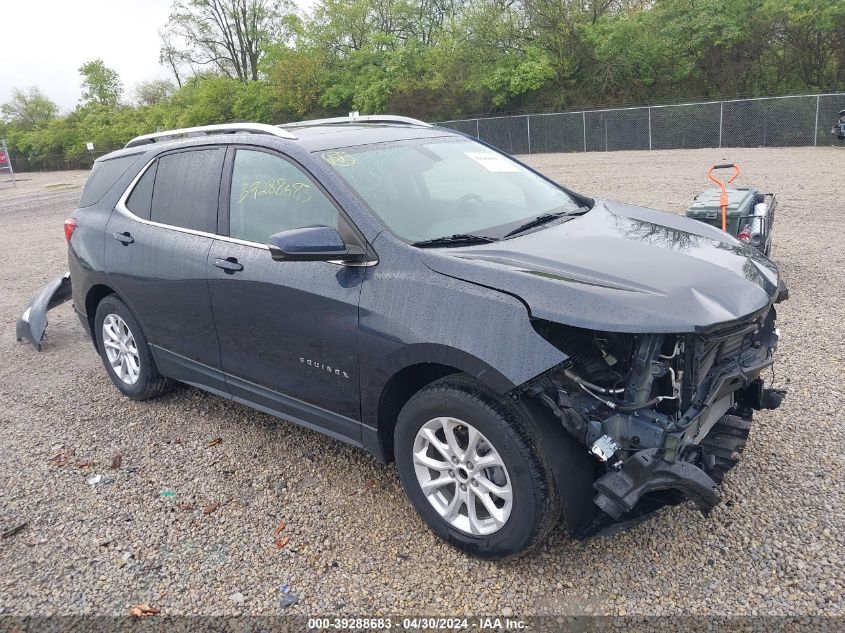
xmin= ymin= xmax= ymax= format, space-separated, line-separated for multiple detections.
xmin=15 ymin=272 xmax=72 ymax=351
xmin=593 ymin=448 xmax=719 ymax=520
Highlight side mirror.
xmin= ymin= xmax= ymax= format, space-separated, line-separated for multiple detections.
xmin=267 ymin=225 xmax=365 ymax=262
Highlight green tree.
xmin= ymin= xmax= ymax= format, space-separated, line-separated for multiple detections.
xmin=483 ymin=47 xmax=556 ymax=107
xmin=6 ymin=0 xmax=845 ymax=173
xmin=167 ymin=74 xmax=241 ymax=125
xmin=0 ymin=87 xmax=59 ymax=129
xmin=133 ymin=79 xmax=176 ymax=106
xmin=266 ymin=45 xmax=327 ymax=119
xmin=163 ymin=0 xmax=297 ymax=82
xmin=767 ymin=0 xmax=845 ymax=89
xmin=79 ymin=59 xmax=123 ymax=107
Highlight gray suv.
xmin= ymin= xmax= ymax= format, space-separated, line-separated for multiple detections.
xmin=19 ymin=116 xmax=786 ymax=558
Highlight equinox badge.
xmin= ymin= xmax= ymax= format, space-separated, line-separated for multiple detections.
xmin=300 ymin=357 xmax=350 ymax=379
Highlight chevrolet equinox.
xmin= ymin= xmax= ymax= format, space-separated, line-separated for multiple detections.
xmin=18 ymin=116 xmax=787 ymax=558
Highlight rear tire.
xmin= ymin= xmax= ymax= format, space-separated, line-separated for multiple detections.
xmin=94 ymin=295 xmax=170 ymax=401
xmin=395 ymin=375 xmax=560 ymax=559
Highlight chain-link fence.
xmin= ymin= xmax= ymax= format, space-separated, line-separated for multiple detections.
xmin=439 ymin=93 xmax=845 ymax=155
xmin=8 ymin=93 xmax=842 ymax=172
xmin=8 ymin=150 xmax=122 ymax=173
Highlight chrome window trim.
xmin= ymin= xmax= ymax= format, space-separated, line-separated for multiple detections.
xmin=116 ymin=155 xmax=377 ymax=266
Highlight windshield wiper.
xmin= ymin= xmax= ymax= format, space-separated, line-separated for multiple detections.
xmin=503 ymin=211 xmax=571 ymax=238
xmin=412 ymin=233 xmax=497 ymax=248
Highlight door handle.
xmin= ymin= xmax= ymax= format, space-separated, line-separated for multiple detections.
xmin=113 ymin=231 xmax=134 ymax=245
xmin=213 ymin=257 xmax=244 ymax=272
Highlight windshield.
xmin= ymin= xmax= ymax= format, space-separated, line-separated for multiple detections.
xmin=320 ymin=138 xmax=584 ymax=243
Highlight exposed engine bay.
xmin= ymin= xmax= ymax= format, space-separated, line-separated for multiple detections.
xmin=524 ymin=299 xmax=786 ymax=534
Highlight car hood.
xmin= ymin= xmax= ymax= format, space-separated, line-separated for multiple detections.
xmin=420 ymin=199 xmax=782 ymax=333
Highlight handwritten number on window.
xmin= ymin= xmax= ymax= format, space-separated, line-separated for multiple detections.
xmin=238 ymin=178 xmax=313 ymax=204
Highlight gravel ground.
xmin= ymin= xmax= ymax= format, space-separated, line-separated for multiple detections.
xmin=0 ymin=148 xmax=843 ymax=618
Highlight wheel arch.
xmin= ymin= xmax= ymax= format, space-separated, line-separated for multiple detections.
xmin=84 ymin=284 xmax=117 ymax=351
xmin=363 ymin=342 xmax=523 ymax=462
xmin=370 ymin=361 xmax=464 ymax=464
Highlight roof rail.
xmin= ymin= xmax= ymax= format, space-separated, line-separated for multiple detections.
xmin=125 ymin=123 xmax=297 ymax=148
xmin=282 ymin=113 xmax=432 ymax=129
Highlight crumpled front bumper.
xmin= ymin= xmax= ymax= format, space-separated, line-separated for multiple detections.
xmin=593 ymin=447 xmax=720 ymax=520
xmin=591 ymin=352 xmax=784 ymax=525
xmin=16 ymin=272 xmax=72 ymax=351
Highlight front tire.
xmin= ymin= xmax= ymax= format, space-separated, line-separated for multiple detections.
xmin=94 ymin=295 xmax=170 ymax=401
xmin=395 ymin=376 xmax=560 ymax=559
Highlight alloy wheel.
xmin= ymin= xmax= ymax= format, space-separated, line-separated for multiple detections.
xmin=412 ymin=416 xmax=513 ymax=535
xmin=102 ymin=313 xmax=141 ymax=385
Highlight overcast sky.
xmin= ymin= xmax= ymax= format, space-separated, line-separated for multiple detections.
xmin=0 ymin=0 xmax=312 ymax=113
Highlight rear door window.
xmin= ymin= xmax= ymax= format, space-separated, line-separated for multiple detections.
xmin=228 ymin=149 xmax=338 ymax=244
xmin=125 ymin=161 xmax=157 ymax=220
xmin=80 ymin=154 xmax=141 ymax=207
xmin=151 ymin=149 xmax=225 ymax=233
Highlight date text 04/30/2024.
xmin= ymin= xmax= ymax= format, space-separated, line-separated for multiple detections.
xmin=307 ymin=617 xmax=526 ymax=630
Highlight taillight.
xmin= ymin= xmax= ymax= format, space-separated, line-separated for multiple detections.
xmin=64 ymin=218 xmax=77 ymax=242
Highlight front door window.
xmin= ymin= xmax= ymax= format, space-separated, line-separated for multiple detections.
xmin=229 ymin=149 xmax=338 ymax=244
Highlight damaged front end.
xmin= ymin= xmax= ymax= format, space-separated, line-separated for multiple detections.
xmin=526 ymin=303 xmax=786 ymax=536
xmin=16 ymin=272 xmax=72 ymax=351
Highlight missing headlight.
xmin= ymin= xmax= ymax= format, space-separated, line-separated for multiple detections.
xmin=530 ymin=319 xmax=636 ymax=391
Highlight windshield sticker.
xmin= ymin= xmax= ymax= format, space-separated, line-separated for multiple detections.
xmin=465 ymin=152 xmax=520 ymax=173
xmin=322 ymin=151 xmax=356 ymax=167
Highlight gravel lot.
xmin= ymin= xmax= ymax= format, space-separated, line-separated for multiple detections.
xmin=0 ymin=148 xmax=843 ymax=618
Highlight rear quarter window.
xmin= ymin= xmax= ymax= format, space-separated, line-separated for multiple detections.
xmin=79 ymin=154 xmax=142 ymax=207
xmin=150 ymin=149 xmax=225 ymax=233
xmin=126 ymin=161 xmax=157 ymax=220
